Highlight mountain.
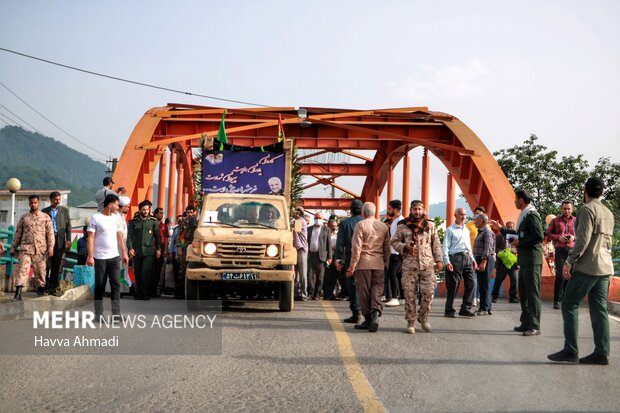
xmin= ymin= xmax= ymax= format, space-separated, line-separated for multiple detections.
xmin=0 ymin=126 xmax=107 ymax=206
xmin=427 ymin=198 xmax=471 ymax=220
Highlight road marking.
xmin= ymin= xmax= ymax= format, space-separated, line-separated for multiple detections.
xmin=321 ymin=301 xmax=386 ymax=413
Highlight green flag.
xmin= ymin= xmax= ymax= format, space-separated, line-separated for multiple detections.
xmin=217 ymin=111 xmax=228 ymax=144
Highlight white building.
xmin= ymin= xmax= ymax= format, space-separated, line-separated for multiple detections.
xmin=0 ymin=190 xmax=70 ymax=231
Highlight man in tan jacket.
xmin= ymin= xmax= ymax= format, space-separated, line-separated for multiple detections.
xmin=10 ymin=195 xmax=55 ymax=300
xmin=346 ymin=202 xmax=391 ymax=332
xmin=548 ymin=177 xmax=615 ymax=365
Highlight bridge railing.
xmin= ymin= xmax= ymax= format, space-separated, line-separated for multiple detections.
xmin=0 ymin=227 xmax=19 ymax=276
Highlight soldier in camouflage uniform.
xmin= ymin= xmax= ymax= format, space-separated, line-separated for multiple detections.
xmin=127 ymin=200 xmax=161 ymax=300
xmin=10 ymin=195 xmax=55 ymax=300
xmin=391 ymin=200 xmax=443 ymax=334
xmin=176 ymin=205 xmax=198 ymax=299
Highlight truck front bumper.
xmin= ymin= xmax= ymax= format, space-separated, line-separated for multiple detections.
xmin=186 ymin=266 xmax=294 ymax=282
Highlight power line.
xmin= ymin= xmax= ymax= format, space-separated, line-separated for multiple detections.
xmin=0 ymin=111 xmax=26 ymax=129
xmin=0 ymin=47 xmax=271 ymax=108
xmin=0 ymin=104 xmax=44 ymax=134
xmin=0 ymin=82 xmax=110 ymax=158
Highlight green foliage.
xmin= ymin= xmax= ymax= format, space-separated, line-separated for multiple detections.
xmin=433 ymin=216 xmax=445 ymax=244
xmin=494 ymin=134 xmax=620 ymax=255
xmin=493 ymin=134 xmax=589 ymax=218
xmin=0 ymin=126 xmax=106 ymax=206
xmin=290 ymin=143 xmax=303 ymax=216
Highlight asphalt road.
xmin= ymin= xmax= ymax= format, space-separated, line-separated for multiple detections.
xmin=1 ymin=296 xmax=619 ymax=412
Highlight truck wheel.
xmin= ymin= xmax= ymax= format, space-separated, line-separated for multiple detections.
xmin=186 ymin=278 xmax=200 ymax=311
xmin=278 ymin=280 xmax=294 ymax=311
xmin=278 ymin=264 xmax=294 ymax=312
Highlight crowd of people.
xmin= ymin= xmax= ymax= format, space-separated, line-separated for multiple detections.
xmin=291 ymin=177 xmax=614 ymax=365
xmin=4 ymin=174 xmax=614 ymax=364
xmin=7 ymin=177 xmax=197 ymax=318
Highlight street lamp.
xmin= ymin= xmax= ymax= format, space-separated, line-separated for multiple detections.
xmin=6 ymin=177 xmax=21 ymax=227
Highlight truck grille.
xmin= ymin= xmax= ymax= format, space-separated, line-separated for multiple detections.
xmin=218 ymin=243 xmax=266 ymax=257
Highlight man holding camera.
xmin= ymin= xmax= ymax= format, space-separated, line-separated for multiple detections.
xmin=546 ymin=201 xmax=576 ymax=309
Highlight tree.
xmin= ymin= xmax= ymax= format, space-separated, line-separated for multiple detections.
xmin=592 ymin=157 xmax=620 ymax=256
xmin=493 ymin=134 xmax=589 ymax=218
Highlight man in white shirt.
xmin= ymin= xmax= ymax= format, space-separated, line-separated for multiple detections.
xmin=87 ymin=194 xmax=129 ymax=319
xmin=384 ymin=199 xmax=404 ymax=307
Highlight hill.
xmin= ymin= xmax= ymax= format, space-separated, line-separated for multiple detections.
xmin=427 ymin=198 xmax=471 ymax=219
xmin=0 ymin=126 xmax=107 ymax=206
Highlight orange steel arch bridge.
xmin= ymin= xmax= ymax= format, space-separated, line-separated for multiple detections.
xmin=112 ymin=104 xmax=519 ymax=226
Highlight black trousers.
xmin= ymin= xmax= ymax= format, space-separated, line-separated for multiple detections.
xmin=133 ymin=255 xmax=154 ymax=298
xmin=492 ymin=259 xmax=518 ymax=300
xmin=445 ymin=253 xmax=475 ymax=314
xmin=323 ymin=262 xmax=340 ymax=299
xmin=554 ymin=246 xmax=570 ymax=302
xmin=307 ymin=251 xmax=326 ymax=298
xmin=46 ymin=247 xmax=64 ymax=290
xmin=94 ymin=257 xmax=121 ymax=315
xmin=384 ymin=254 xmax=402 ymax=299
xmin=154 ymin=253 xmax=166 ymax=294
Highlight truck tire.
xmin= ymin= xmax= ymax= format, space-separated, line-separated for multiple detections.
xmin=186 ymin=278 xmax=200 ymax=311
xmin=278 ymin=265 xmax=294 ymax=311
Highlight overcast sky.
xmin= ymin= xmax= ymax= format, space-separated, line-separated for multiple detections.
xmin=1 ymin=1 xmax=618 ymax=206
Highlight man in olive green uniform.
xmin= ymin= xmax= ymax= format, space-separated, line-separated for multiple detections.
xmin=391 ymin=200 xmax=443 ymax=334
xmin=127 ymin=200 xmax=161 ymax=300
xmin=492 ymin=189 xmax=544 ymax=336
xmin=548 ymin=177 xmax=615 ymax=365
xmin=176 ymin=205 xmax=198 ymax=299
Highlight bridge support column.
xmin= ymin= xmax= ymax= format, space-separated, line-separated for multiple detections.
xmin=145 ymin=183 xmax=153 ymax=203
xmin=176 ymin=161 xmax=184 ymax=218
xmin=421 ymin=148 xmax=430 ymax=210
xmin=373 ymin=191 xmax=381 ymax=219
xmin=402 ymin=151 xmax=410 ymax=217
xmin=157 ymin=149 xmax=167 ymax=211
xmin=446 ymin=173 xmax=455 ymax=227
xmin=387 ymin=163 xmax=394 ymax=203
xmin=167 ymin=150 xmax=177 ymax=220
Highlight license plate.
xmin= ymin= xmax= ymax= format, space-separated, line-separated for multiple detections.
xmin=221 ymin=272 xmax=258 ymax=281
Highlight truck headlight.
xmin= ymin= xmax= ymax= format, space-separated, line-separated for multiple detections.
xmin=203 ymin=242 xmax=217 ymax=255
xmin=266 ymin=244 xmax=279 ymax=257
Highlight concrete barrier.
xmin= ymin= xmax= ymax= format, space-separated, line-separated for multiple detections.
xmin=0 ymin=285 xmax=90 ymax=321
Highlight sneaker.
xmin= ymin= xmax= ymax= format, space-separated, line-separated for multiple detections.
xmin=547 ymin=350 xmax=578 ymax=363
xmin=444 ymin=312 xmax=456 ymax=318
xmin=473 ymin=298 xmax=478 ymax=307
xmin=579 ymin=353 xmax=609 ymax=365
xmin=381 ymin=296 xmax=387 ymax=302
xmin=491 ymin=296 xmax=498 ymax=303
xmin=385 ymin=298 xmax=400 ymax=307
xmin=523 ymin=329 xmax=541 ymax=336
xmin=509 ymin=298 xmax=520 ymax=303
xmin=418 ymin=316 xmax=431 ymax=332
xmin=514 ymin=325 xmax=528 ymax=332
xmin=399 ymin=299 xmax=405 ymax=305
xmin=37 ymin=286 xmax=45 ymax=296
xmin=553 ymin=301 xmax=560 ymax=310
xmin=405 ymin=321 xmax=416 ymax=334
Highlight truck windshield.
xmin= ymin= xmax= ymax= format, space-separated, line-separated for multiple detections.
xmin=201 ymin=200 xmax=286 ymax=230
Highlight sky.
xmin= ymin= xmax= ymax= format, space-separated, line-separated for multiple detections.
xmin=1 ymin=1 xmax=619 ymax=207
